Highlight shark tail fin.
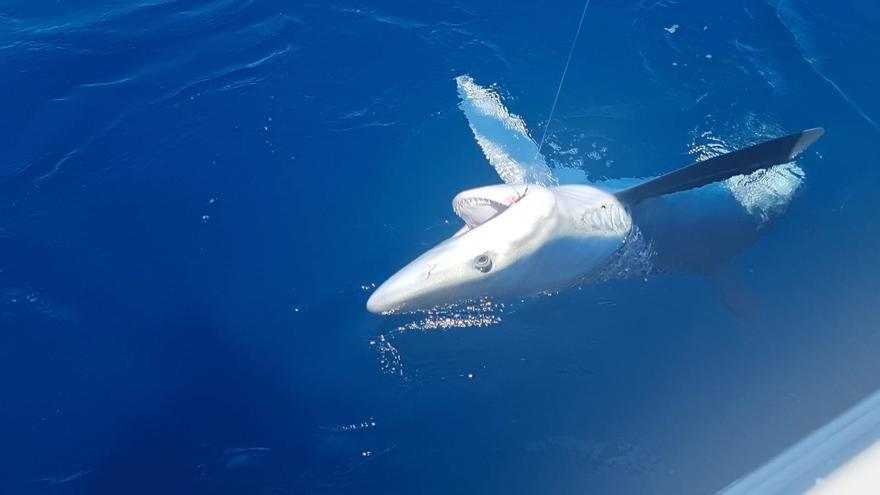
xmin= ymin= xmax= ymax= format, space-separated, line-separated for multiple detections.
xmin=614 ymin=128 xmax=824 ymax=206
xmin=701 ymin=264 xmax=762 ymax=327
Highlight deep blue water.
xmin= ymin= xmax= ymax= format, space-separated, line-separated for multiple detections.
xmin=2 ymin=0 xmax=880 ymax=493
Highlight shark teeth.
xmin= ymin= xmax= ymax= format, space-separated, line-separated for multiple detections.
xmin=452 ymin=196 xmax=508 ymax=216
xmin=453 ymin=196 xmax=513 ymax=229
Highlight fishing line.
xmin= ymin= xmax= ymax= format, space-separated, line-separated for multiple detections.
xmin=535 ymin=0 xmax=591 ymax=159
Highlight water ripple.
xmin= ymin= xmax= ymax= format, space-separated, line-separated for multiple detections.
xmin=768 ymin=0 xmax=880 ymax=134
xmin=1 ymin=0 xmax=300 ymax=183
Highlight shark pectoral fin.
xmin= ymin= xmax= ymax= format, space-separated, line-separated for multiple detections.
xmin=701 ymin=265 xmax=762 ymax=326
xmin=455 ymin=75 xmax=557 ymax=186
xmin=615 ymin=128 xmax=824 ymax=206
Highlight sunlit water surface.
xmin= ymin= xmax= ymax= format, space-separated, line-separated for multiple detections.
xmin=1 ymin=1 xmax=880 ymax=494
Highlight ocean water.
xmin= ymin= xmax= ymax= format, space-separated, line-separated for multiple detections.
xmin=2 ymin=0 xmax=880 ymax=494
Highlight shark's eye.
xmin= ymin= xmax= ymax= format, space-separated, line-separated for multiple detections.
xmin=473 ymin=253 xmax=493 ymax=273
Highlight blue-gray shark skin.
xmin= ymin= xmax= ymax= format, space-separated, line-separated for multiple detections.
xmin=366 ymin=75 xmax=811 ymax=314
xmin=601 ymin=166 xmax=802 ymax=274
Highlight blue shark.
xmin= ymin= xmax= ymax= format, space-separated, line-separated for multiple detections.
xmin=367 ymin=76 xmax=821 ymax=314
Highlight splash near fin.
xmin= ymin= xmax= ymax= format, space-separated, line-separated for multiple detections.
xmin=615 ymin=128 xmax=824 ymax=206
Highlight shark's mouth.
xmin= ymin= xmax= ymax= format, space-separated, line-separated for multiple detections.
xmin=452 ymin=185 xmax=524 ymax=236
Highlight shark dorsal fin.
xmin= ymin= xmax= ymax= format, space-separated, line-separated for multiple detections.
xmin=614 ymin=128 xmax=824 ymax=206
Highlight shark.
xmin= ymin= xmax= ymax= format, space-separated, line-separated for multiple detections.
xmin=366 ymin=76 xmax=823 ymax=314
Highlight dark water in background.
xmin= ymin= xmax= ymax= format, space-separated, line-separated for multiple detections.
xmin=1 ymin=0 xmax=879 ymax=493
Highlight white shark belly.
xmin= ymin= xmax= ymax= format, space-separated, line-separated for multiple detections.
xmin=507 ymin=233 xmax=628 ymax=296
xmin=504 ymin=185 xmax=633 ymax=294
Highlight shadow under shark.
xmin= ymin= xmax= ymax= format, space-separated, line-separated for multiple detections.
xmin=367 ymin=76 xmax=823 ymax=315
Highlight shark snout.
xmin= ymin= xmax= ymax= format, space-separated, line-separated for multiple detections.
xmin=366 ymin=283 xmax=396 ymax=314
xmin=367 ymin=262 xmax=428 ymax=314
